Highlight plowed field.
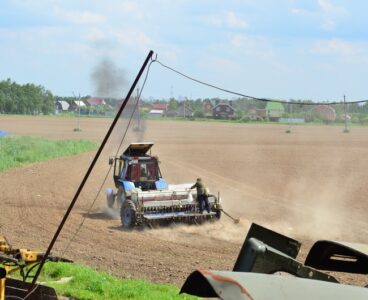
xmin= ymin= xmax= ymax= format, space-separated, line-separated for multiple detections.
xmin=0 ymin=115 xmax=366 ymax=286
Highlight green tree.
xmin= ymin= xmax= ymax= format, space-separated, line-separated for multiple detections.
xmin=168 ymin=98 xmax=179 ymax=110
xmin=0 ymin=79 xmax=54 ymax=115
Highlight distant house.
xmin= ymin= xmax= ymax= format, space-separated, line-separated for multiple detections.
xmin=152 ymin=103 xmax=168 ymax=113
xmin=55 ymin=101 xmax=70 ymax=113
xmin=149 ymin=109 xmax=164 ymax=118
xmin=212 ymin=101 xmax=235 ymax=118
xmin=68 ymin=100 xmax=86 ymax=112
xmin=203 ymin=99 xmax=215 ymax=117
xmin=313 ymin=105 xmax=336 ymax=122
xmin=177 ymin=104 xmax=193 ymax=117
xmin=165 ymin=109 xmax=177 ymax=117
xmin=266 ymin=102 xmax=285 ymax=121
xmin=248 ymin=108 xmax=268 ymax=120
xmin=339 ymin=114 xmax=351 ymax=121
xmin=86 ymin=97 xmax=106 ymax=106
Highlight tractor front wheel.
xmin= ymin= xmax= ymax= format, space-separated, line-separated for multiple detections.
xmin=120 ymin=200 xmax=137 ymax=229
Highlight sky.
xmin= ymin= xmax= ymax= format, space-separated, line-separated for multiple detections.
xmin=1 ymin=0 xmax=368 ymax=101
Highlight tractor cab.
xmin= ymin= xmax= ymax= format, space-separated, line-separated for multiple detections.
xmin=110 ymin=143 xmax=167 ymax=191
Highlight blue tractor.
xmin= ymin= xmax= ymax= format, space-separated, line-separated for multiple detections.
xmin=106 ymin=142 xmax=222 ymax=228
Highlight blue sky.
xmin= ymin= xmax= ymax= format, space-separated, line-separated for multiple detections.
xmin=1 ymin=0 xmax=368 ymax=101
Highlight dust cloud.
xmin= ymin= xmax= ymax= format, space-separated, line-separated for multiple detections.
xmin=157 ymin=124 xmax=368 ymax=245
xmin=144 ymin=218 xmax=252 ymax=244
xmin=101 ymin=207 xmax=120 ymax=220
xmin=216 ymin=144 xmax=367 ymax=243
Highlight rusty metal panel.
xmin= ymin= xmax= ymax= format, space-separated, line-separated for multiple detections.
xmin=5 ymin=278 xmax=57 ymax=300
xmin=305 ymin=240 xmax=368 ymax=274
xmin=181 ymin=270 xmax=368 ymax=300
xmin=233 ymin=237 xmax=337 ymax=282
xmin=234 ymin=223 xmax=301 ymax=273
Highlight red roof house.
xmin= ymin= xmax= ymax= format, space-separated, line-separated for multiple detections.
xmin=313 ymin=105 xmax=336 ymax=122
xmin=86 ymin=97 xmax=106 ymax=106
xmin=152 ymin=103 xmax=168 ymax=112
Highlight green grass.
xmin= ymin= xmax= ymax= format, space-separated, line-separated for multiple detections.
xmin=14 ymin=262 xmax=196 ymax=300
xmin=0 ymin=136 xmax=97 ymax=172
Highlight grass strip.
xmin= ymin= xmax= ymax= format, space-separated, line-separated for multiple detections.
xmin=0 ymin=136 xmax=97 ymax=172
xmin=20 ymin=262 xmax=197 ymax=300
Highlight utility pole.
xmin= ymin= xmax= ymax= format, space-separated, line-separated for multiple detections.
xmin=73 ymin=92 xmax=81 ymax=132
xmin=28 ymin=50 xmax=154 ymax=294
xmin=137 ymin=86 xmax=141 ymax=130
xmin=343 ymin=94 xmax=349 ymax=133
xmin=183 ymin=98 xmax=186 ymax=118
xmin=286 ymin=102 xmax=292 ymax=133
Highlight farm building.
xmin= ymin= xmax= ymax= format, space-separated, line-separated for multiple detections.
xmin=149 ymin=109 xmax=164 ymax=118
xmin=165 ymin=109 xmax=177 ymax=117
xmin=212 ymin=101 xmax=235 ymax=118
xmin=69 ymin=100 xmax=86 ymax=112
xmin=177 ymin=104 xmax=193 ymax=117
xmin=338 ymin=113 xmax=351 ymax=121
xmin=203 ymin=99 xmax=215 ymax=117
xmin=86 ymin=97 xmax=106 ymax=106
xmin=313 ymin=105 xmax=336 ymax=122
xmin=152 ymin=103 xmax=168 ymax=113
xmin=55 ymin=101 xmax=70 ymax=113
xmin=248 ymin=108 xmax=268 ymax=120
xmin=166 ymin=104 xmax=193 ymax=117
xmin=266 ymin=102 xmax=285 ymax=121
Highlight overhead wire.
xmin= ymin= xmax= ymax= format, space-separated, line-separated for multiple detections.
xmin=154 ymin=59 xmax=368 ymax=106
xmin=60 ymin=60 xmax=153 ymax=259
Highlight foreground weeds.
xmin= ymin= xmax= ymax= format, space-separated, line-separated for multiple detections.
xmin=30 ymin=262 xmax=197 ymax=300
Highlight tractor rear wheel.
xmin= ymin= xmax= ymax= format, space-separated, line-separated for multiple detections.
xmin=120 ymin=200 xmax=137 ymax=228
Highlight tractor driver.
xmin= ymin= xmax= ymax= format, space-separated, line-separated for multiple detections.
xmin=190 ymin=178 xmax=210 ymax=214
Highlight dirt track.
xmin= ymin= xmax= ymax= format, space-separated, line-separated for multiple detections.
xmin=0 ymin=115 xmax=367 ymax=286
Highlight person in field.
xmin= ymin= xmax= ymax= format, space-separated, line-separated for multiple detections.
xmin=190 ymin=178 xmax=210 ymax=214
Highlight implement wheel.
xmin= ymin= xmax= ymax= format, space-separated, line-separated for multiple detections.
xmin=215 ymin=204 xmax=222 ymax=220
xmin=120 ymin=200 xmax=137 ymax=229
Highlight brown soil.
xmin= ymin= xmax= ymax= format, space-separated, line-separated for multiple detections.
xmin=0 ymin=115 xmax=367 ymax=286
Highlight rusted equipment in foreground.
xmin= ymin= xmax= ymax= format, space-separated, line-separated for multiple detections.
xmin=181 ymin=223 xmax=368 ymax=299
xmin=0 ymin=235 xmax=71 ymax=300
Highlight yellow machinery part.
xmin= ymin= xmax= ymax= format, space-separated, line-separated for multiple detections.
xmin=0 ymin=267 xmax=6 ymax=300
xmin=0 ymin=236 xmax=10 ymax=253
xmin=19 ymin=249 xmax=39 ymax=262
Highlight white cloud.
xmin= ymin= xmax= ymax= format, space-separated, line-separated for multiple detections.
xmin=114 ymin=29 xmax=153 ymax=53
xmin=200 ymin=57 xmax=241 ymax=73
xmin=0 ymin=26 xmax=64 ymax=41
xmin=318 ymin=0 xmax=348 ymax=30
xmin=310 ymin=38 xmax=368 ymax=64
xmin=230 ymin=34 xmax=275 ymax=59
xmin=85 ymin=28 xmax=107 ymax=43
xmin=59 ymin=10 xmax=106 ymax=25
xmin=311 ymin=39 xmax=356 ymax=56
xmin=205 ymin=11 xmax=248 ymax=29
xmin=291 ymin=0 xmax=349 ymax=31
xmin=118 ymin=1 xmax=145 ymax=20
xmin=225 ymin=11 xmax=248 ymax=29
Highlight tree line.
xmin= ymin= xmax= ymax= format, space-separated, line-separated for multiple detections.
xmin=2 ymin=78 xmax=368 ymax=122
xmin=0 ymin=79 xmax=54 ymax=115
